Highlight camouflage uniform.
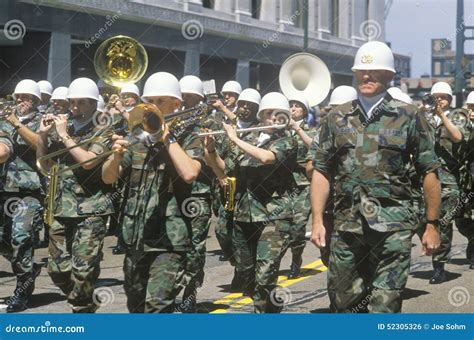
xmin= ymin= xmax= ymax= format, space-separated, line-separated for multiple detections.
xmin=211 ymin=110 xmax=237 ymax=265
xmin=423 ymin=112 xmax=469 ymax=267
xmin=222 ymin=125 xmax=297 ymax=313
xmin=120 ymin=126 xmax=204 ymax=313
xmin=0 ymin=113 xmax=43 ymax=300
xmin=313 ymin=96 xmax=440 ymax=313
xmin=279 ymin=122 xmax=317 ymax=268
xmin=182 ymin=110 xmax=216 ymax=309
xmin=454 ymin=120 xmax=474 ymax=261
xmin=46 ymin=120 xmax=113 ymax=313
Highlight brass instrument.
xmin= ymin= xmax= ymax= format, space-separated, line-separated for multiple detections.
xmin=422 ymin=93 xmax=438 ymax=111
xmin=94 ymin=35 xmax=148 ymax=88
xmin=279 ymin=52 xmax=331 ymax=107
xmin=37 ymin=130 xmax=117 ymax=224
xmin=196 ymin=123 xmax=287 ymax=137
xmin=0 ymin=99 xmax=16 ymax=119
xmin=223 ymin=177 xmax=236 ymax=212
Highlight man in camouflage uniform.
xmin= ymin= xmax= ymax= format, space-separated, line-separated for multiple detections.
xmin=0 ymin=80 xmax=44 ymax=312
xmin=459 ymin=95 xmax=474 ymax=268
xmin=37 ymin=77 xmax=113 ymax=313
xmin=279 ymin=95 xmax=316 ymax=279
xmin=310 ymin=41 xmax=441 ymax=313
xmin=177 ymin=75 xmax=214 ymax=312
xmin=209 ymin=81 xmax=241 ymax=265
xmin=205 ymin=88 xmax=261 ymax=293
xmin=102 ymin=72 xmax=203 ymax=313
xmin=206 ymin=92 xmax=297 ymax=313
xmin=420 ymin=82 xmax=471 ymax=283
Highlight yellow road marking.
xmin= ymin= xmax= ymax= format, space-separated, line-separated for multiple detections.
xmin=210 ymin=259 xmax=327 ymax=314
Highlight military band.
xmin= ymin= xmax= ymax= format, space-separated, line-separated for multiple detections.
xmin=0 ymin=39 xmax=472 ymax=315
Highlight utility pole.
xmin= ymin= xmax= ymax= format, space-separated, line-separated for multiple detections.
xmin=454 ymin=0 xmax=464 ymax=108
xmin=303 ymin=0 xmax=308 ymax=51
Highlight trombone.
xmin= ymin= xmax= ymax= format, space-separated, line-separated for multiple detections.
xmin=196 ymin=124 xmax=287 ymax=137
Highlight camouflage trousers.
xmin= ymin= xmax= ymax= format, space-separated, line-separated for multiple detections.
xmin=280 ymin=186 xmax=310 ymax=262
xmin=215 ymin=204 xmax=235 ymax=264
xmin=123 ymin=250 xmax=187 ymax=313
xmin=184 ymin=196 xmax=212 ymax=296
xmin=233 ymin=220 xmax=286 ymax=313
xmin=48 ymin=216 xmax=106 ymax=313
xmin=328 ymin=224 xmax=412 ymax=313
xmin=0 ymin=195 xmax=43 ymax=275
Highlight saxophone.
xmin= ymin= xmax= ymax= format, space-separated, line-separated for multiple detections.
xmin=223 ymin=176 xmax=236 ymax=212
xmin=44 ymin=163 xmax=59 ymax=225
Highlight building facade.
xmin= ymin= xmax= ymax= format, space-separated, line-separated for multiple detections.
xmin=1 ymin=0 xmax=389 ymax=98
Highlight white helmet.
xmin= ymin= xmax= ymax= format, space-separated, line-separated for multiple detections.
xmin=37 ymin=80 xmax=53 ymax=96
xmin=237 ymin=88 xmax=261 ymax=105
xmin=390 ymin=91 xmax=413 ymax=104
xmin=97 ymin=95 xmax=105 ymax=113
xmin=352 ymin=41 xmax=395 ymax=73
xmin=221 ymin=80 xmax=242 ymax=95
xmin=13 ymin=79 xmax=42 ymax=101
xmin=257 ymin=92 xmax=291 ymax=120
xmin=120 ymin=83 xmax=140 ymax=97
xmin=142 ymin=72 xmax=182 ymax=101
xmin=51 ymin=86 xmax=69 ymax=101
xmin=329 ymin=85 xmax=358 ymax=106
xmin=67 ymin=78 xmax=99 ymax=101
xmin=179 ymin=75 xmax=204 ymax=98
xmin=288 ymin=94 xmax=309 ymax=113
xmin=430 ymin=81 xmax=452 ymax=98
xmin=466 ymin=91 xmax=474 ymax=104
xmin=387 ymin=87 xmax=402 ymax=96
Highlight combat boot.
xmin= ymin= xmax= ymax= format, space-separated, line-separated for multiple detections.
xmin=181 ymin=287 xmax=197 ymax=313
xmin=288 ymin=255 xmax=302 ymax=279
xmin=7 ymin=271 xmax=37 ymax=313
xmin=429 ymin=263 xmax=446 ymax=284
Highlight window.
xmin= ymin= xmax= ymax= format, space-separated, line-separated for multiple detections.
xmin=203 ymin=0 xmax=213 ymax=9
xmin=330 ymin=0 xmax=339 ymax=36
xmin=251 ymin=0 xmax=260 ymax=19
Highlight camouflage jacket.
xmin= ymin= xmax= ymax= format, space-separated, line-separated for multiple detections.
xmin=0 ymin=112 xmax=43 ymax=194
xmin=434 ymin=114 xmax=468 ymax=187
xmin=313 ymin=95 xmax=440 ymax=233
xmin=120 ymin=126 xmax=205 ymax=252
xmin=220 ymin=123 xmax=297 ymax=223
xmin=47 ymin=120 xmax=114 ymax=218
xmin=290 ymin=121 xmax=318 ymax=187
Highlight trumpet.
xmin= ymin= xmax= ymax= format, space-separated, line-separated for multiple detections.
xmin=196 ymin=123 xmax=287 ymax=137
xmin=0 ymin=99 xmax=16 ymax=119
xmin=422 ymin=93 xmax=438 ymax=111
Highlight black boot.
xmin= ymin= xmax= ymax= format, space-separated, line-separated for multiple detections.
xmin=429 ymin=263 xmax=446 ymax=284
xmin=288 ymin=255 xmax=303 ymax=279
xmin=112 ymin=244 xmax=125 ymax=255
xmin=7 ymin=271 xmax=37 ymax=313
xmin=181 ymin=287 xmax=197 ymax=313
xmin=7 ymin=293 xmax=29 ymax=313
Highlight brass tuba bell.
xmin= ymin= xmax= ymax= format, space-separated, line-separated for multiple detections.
xmin=279 ymin=52 xmax=331 ymax=107
xmin=94 ymin=35 xmax=148 ymax=87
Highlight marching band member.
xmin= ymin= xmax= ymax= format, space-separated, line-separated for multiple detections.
xmin=36 ymin=77 xmax=114 ymax=313
xmin=0 ymin=80 xmax=43 ymax=312
xmin=205 ymin=92 xmax=297 ymax=313
xmin=102 ymin=72 xmax=203 ymax=313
